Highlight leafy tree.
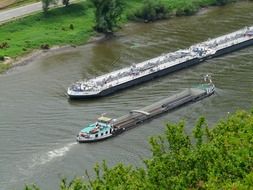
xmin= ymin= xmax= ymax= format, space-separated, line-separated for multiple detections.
xmin=42 ymin=0 xmax=58 ymax=13
xmin=133 ymin=0 xmax=169 ymax=22
xmin=62 ymin=0 xmax=69 ymax=6
xmin=90 ymin=0 xmax=125 ymax=33
xmin=24 ymin=109 xmax=253 ymax=189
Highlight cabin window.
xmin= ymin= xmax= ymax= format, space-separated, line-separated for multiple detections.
xmin=110 ymin=129 xmax=112 ymax=133
xmin=101 ymin=133 xmax=103 ymax=136
xmin=95 ymin=134 xmax=98 ymax=138
xmin=106 ymin=131 xmax=108 ymax=134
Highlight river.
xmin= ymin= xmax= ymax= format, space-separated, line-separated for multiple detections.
xmin=1 ymin=2 xmax=253 ymax=189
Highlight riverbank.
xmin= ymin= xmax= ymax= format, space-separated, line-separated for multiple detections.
xmin=0 ymin=32 xmax=106 ymax=74
xmin=0 ymin=2 xmax=95 ymax=73
xmin=0 ymin=0 xmax=251 ymax=74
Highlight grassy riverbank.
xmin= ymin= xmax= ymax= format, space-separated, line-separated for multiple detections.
xmin=0 ymin=0 xmax=250 ymax=73
xmin=0 ymin=2 xmax=95 ymax=57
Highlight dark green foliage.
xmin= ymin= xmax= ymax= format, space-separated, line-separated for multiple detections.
xmin=24 ymin=184 xmax=40 ymax=190
xmin=133 ymin=0 xmax=170 ymax=22
xmin=215 ymin=0 xmax=236 ymax=5
xmin=175 ymin=1 xmax=198 ymax=16
xmin=42 ymin=0 xmax=51 ymax=13
xmin=90 ymin=0 xmax=125 ymax=33
xmin=193 ymin=116 xmax=206 ymax=147
xmin=41 ymin=0 xmax=58 ymax=13
xmin=62 ymin=0 xmax=69 ymax=6
xmin=147 ymin=110 xmax=253 ymax=189
xmin=0 ymin=42 xmax=9 ymax=49
xmin=24 ymin=110 xmax=253 ymax=189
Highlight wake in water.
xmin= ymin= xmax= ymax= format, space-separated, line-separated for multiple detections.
xmin=4 ymin=142 xmax=78 ymax=189
xmin=30 ymin=142 xmax=77 ymax=168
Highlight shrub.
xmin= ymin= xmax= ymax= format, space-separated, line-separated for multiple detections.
xmin=133 ymin=0 xmax=170 ymax=22
xmin=40 ymin=44 xmax=50 ymax=49
xmin=215 ymin=0 xmax=237 ymax=5
xmin=0 ymin=55 xmax=4 ymax=61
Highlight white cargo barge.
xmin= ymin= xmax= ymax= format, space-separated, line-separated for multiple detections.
xmin=67 ymin=26 xmax=253 ymax=99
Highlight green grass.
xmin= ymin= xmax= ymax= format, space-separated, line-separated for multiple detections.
xmin=0 ymin=0 xmax=141 ymax=60
xmin=0 ymin=2 xmax=95 ymax=58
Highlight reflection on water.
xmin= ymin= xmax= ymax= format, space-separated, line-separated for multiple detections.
xmin=0 ymin=1 xmax=253 ymax=189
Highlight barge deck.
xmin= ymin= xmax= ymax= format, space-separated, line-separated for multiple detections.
xmin=112 ymin=84 xmax=214 ymax=134
xmin=76 ymin=81 xmax=215 ymax=143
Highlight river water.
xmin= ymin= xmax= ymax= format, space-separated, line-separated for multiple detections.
xmin=1 ymin=2 xmax=253 ymax=189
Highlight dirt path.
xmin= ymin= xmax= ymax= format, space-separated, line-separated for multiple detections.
xmin=0 ymin=0 xmax=16 ymax=9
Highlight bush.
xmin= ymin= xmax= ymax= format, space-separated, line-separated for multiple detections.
xmin=133 ymin=0 xmax=170 ymax=22
xmin=0 ymin=55 xmax=4 ymax=61
xmin=175 ymin=5 xmax=198 ymax=16
xmin=215 ymin=0 xmax=237 ymax=5
xmin=40 ymin=44 xmax=50 ymax=49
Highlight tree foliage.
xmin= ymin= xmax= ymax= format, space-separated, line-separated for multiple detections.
xmin=42 ymin=0 xmax=57 ymax=13
xmin=25 ymin=109 xmax=253 ymax=189
xmin=133 ymin=0 xmax=170 ymax=22
xmin=62 ymin=0 xmax=69 ymax=7
xmin=214 ymin=0 xmax=236 ymax=6
xmin=90 ymin=0 xmax=125 ymax=33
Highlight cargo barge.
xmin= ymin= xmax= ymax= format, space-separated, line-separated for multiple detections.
xmin=68 ymin=26 xmax=253 ymax=99
xmin=76 ymin=80 xmax=215 ymax=143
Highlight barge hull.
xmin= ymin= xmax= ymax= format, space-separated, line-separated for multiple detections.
xmin=112 ymin=87 xmax=214 ymax=132
xmin=69 ymin=36 xmax=253 ymax=99
xmin=103 ymin=37 xmax=253 ymax=97
xmin=213 ymin=38 xmax=253 ymax=58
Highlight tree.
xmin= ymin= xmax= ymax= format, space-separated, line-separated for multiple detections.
xmin=24 ymin=109 xmax=253 ymax=189
xmin=90 ymin=0 xmax=125 ymax=33
xmin=62 ymin=0 xmax=69 ymax=6
xmin=134 ymin=0 xmax=169 ymax=22
xmin=42 ymin=0 xmax=58 ymax=13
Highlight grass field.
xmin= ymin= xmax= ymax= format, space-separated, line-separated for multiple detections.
xmin=0 ymin=2 xmax=95 ymax=58
xmin=0 ymin=0 xmax=143 ymax=61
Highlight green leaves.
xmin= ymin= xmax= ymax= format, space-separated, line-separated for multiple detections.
xmin=42 ymin=0 xmax=58 ymax=13
xmin=193 ymin=116 xmax=206 ymax=147
xmin=24 ymin=109 xmax=253 ymax=189
xmin=90 ymin=0 xmax=125 ymax=33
